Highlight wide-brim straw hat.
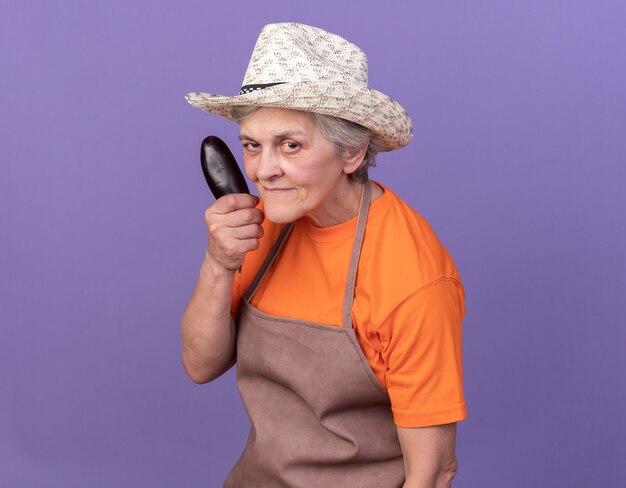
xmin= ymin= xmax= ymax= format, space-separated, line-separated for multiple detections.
xmin=185 ymin=22 xmax=412 ymax=152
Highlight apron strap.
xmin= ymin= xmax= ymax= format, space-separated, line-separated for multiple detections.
xmin=244 ymin=223 xmax=294 ymax=302
xmin=341 ymin=180 xmax=372 ymax=330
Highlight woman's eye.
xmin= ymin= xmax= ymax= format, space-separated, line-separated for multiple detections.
xmin=281 ymin=141 xmax=300 ymax=153
xmin=243 ymin=142 xmax=260 ymax=151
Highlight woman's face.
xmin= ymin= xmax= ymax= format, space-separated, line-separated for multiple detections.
xmin=239 ymin=107 xmax=362 ymax=227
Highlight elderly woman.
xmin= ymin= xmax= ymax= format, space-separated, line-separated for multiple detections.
xmin=182 ymin=23 xmax=466 ymax=488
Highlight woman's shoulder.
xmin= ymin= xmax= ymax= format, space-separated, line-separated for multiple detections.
xmin=363 ymin=183 xmax=463 ymax=293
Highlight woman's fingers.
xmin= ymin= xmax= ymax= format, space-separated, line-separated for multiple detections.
xmin=211 ymin=193 xmax=259 ymax=215
xmin=228 ymin=222 xmax=265 ymax=240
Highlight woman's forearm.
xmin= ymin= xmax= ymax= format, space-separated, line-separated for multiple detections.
xmin=181 ymin=253 xmax=237 ymax=383
xmin=398 ymin=424 xmax=458 ymax=488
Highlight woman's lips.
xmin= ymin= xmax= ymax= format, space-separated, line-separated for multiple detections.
xmin=262 ymin=187 xmax=294 ymax=193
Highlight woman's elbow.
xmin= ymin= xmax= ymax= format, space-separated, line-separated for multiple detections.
xmin=182 ymin=356 xmax=210 ymax=384
xmin=182 ymin=354 xmax=234 ymax=384
xmin=437 ymin=458 xmax=458 ymax=487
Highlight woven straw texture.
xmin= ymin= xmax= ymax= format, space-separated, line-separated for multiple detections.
xmin=186 ymin=23 xmax=412 ymax=152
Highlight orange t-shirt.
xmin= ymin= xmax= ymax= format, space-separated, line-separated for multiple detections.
xmin=231 ymin=183 xmax=467 ymax=428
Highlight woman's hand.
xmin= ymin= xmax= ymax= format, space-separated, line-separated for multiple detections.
xmin=204 ymin=193 xmax=264 ymax=273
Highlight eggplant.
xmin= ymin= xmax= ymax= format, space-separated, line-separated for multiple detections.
xmin=200 ymin=136 xmax=250 ymax=198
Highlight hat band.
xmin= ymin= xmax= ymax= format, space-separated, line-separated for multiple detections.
xmin=239 ymin=82 xmax=286 ymax=95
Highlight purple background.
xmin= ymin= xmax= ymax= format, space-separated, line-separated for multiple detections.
xmin=2 ymin=1 xmax=625 ymax=486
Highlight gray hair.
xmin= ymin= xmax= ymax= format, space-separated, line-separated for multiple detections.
xmin=231 ymin=106 xmax=378 ymax=182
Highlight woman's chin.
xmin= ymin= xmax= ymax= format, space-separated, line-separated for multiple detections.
xmin=262 ymin=205 xmax=300 ymax=224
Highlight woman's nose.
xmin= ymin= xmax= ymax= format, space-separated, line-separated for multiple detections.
xmin=254 ymin=148 xmax=283 ymax=181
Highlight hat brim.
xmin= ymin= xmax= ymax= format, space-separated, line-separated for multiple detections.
xmin=185 ymin=81 xmax=412 ymax=152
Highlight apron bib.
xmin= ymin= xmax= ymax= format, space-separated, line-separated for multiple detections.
xmin=224 ymin=182 xmax=405 ymax=487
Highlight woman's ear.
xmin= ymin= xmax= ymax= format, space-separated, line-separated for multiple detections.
xmin=342 ymin=138 xmax=369 ymax=175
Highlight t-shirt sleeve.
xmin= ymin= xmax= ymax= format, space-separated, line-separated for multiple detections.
xmin=380 ymin=277 xmax=467 ymax=428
